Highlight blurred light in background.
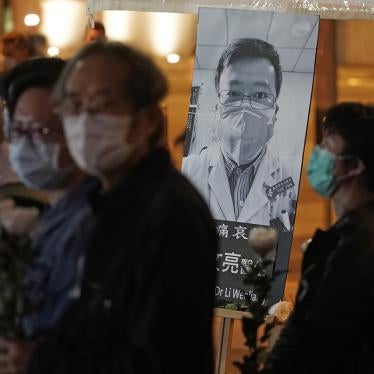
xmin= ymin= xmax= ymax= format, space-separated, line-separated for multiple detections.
xmin=347 ymin=78 xmax=360 ymax=86
xmin=47 ymin=46 xmax=60 ymax=56
xmin=150 ymin=12 xmax=182 ymax=56
xmin=24 ymin=13 xmax=40 ymax=27
xmin=166 ymin=53 xmax=180 ymax=64
xmin=41 ymin=0 xmax=86 ymax=49
xmin=103 ymin=10 xmax=132 ymax=41
xmin=102 ymin=10 xmax=196 ymax=59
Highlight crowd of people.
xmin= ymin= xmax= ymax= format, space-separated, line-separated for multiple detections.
xmin=0 ymin=23 xmax=373 ymax=374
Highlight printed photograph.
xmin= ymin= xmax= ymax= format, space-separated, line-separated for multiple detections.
xmin=182 ymin=8 xmax=319 ymax=306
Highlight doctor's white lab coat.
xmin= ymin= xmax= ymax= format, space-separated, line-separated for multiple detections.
xmin=182 ymin=144 xmax=296 ymax=227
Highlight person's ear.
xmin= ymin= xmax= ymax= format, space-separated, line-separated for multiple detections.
xmin=347 ymin=159 xmax=366 ymax=177
xmin=146 ymin=105 xmax=166 ymax=146
xmin=131 ymin=105 xmax=163 ymax=144
xmin=275 ymin=102 xmax=279 ymax=116
xmin=272 ymin=102 xmax=279 ymax=123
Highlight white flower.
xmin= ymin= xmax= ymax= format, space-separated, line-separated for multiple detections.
xmin=265 ymin=301 xmax=293 ymax=324
xmin=248 ymin=227 xmax=278 ymax=257
xmin=300 ymin=238 xmax=312 ymax=253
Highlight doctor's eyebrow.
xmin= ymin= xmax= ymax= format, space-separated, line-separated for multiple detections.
xmin=225 ymin=80 xmax=273 ymax=93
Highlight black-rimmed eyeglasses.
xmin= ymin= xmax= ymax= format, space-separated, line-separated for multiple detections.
xmin=218 ymin=90 xmax=276 ymax=110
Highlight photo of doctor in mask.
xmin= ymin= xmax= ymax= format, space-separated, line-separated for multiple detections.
xmin=182 ymin=38 xmax=296 ymax=228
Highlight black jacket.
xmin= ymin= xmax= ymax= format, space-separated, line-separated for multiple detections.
xmin=30 ymin=148 xmax=217 ymax=374
xmin=268 ymin=199 xmax=374 ymax=373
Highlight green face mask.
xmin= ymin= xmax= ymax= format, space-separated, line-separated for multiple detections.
xmin=307 ymin=146 xmax=338 ymax=197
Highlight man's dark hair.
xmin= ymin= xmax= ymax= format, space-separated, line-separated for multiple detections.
xmin=215 ymin=38 xmax=282 ymax=96
xmin=54 ymin=41 xmax=168 ymax=111
xmin=84 ymin=21 xmax=106 ymax=42
xmin=0 ymin=58 xmax=66 ymax=119
xmin=93 ymin=21 xmax=106 ymax=35
xmin=323 ymin=102 xmax=374 ymax=191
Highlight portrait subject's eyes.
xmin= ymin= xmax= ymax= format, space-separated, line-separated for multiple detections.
xmin=250 ymin=92 xmax=276 ymax=109
xmin=219 ymin=90 xmax=275 ymax=109
xmin=218 ymin=90 xmax=244 ymax=106
xmin=252 ymin=92 xmax=271 ymax=100
xmin=226 ymin=90 xmax=243 ymax=99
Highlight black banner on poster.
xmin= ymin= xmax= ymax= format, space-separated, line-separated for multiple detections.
xmin=214 ymin=220 xmax=292 ymax=309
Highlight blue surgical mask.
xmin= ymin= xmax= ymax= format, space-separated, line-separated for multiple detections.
xmin=307 ymin=146 xmax=337 ymax=197
xmin=9 ymin=137 xmax=73 ymax=189
xmin=307 ymin=145 xmax=357 ymax=197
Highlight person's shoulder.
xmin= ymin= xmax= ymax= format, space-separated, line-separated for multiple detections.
xmin=167 ymin=168 xmax=208 ymax=205
xmin=337 ymin=200 xmax=374 ymax=247
xmin=156 ymin=167 xmax=212 ymax=220
xmin=49 ymin=177 xmax=99 ymax=215
xmin=325 ymin=202 xmax=374 ymax=278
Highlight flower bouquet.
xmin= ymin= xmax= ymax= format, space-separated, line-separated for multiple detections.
xmin=0 ymin=225 xmax=40 ymax=339
xmin=235 ymin=227 xmax=293 ymax=373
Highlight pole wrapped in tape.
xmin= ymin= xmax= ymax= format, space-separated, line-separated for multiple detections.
xmin=87 ymin=0 xmax=95 ymax=28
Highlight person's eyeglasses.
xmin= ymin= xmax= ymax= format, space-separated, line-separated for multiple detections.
xmin=218 ymin=90 xmax=276 ymax=110
xmin=10 ymin=121 xmax=63 ymax=142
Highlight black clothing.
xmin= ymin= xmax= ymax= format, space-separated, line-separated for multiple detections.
xmin=30 ymin=148 xmax=217 ymax=374
xmin=268 ymin=199 xmax=374 ymax=373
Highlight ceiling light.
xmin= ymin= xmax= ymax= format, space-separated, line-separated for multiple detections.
xmin=347 ymin=78 xmax=360 ymax=86
xmin=150 ymin=13 xmax=181 ymax=56
xmin=103 ymin=11 xmax=132 ymax=41
xmin=24 ymin=13 xmax=40 ymax=27
xmin=41 ymin=0 xmax=86 ymax=49
xmin=166 ymin=53 xmax=180 ymax=64
xmin=47 ymin=46 xmax=60 ymax=56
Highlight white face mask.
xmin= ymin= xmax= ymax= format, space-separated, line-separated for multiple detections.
xmin=218 ymin=105 xmax=275 ymax=166
xmin=9 ymin=137 xmax=72 ymax=190
xmin=62 ymin=112 xmax=135 ymax=176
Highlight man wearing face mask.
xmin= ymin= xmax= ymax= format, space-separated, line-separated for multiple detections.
xmin=28 ymin=42 xmax=217 ymax=374
xmin=0 ymin=58 xmax=100 ymax=374
xmin=0 ymin=45 xmax=48 ymax=211
xmin=0 ymin=32 xmax=37 ymax=200
xmin=267 ymin=103 xmax=374 ymax=373
xmin=182 ymin=39 xmax=296 ymax=229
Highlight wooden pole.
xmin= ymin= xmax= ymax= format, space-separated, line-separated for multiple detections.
xmin=215 ymin=317 xmax=234 ymax=374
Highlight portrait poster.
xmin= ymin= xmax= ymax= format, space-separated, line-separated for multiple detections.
xmin=182 ymin=8 xmax=319 ymax=310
